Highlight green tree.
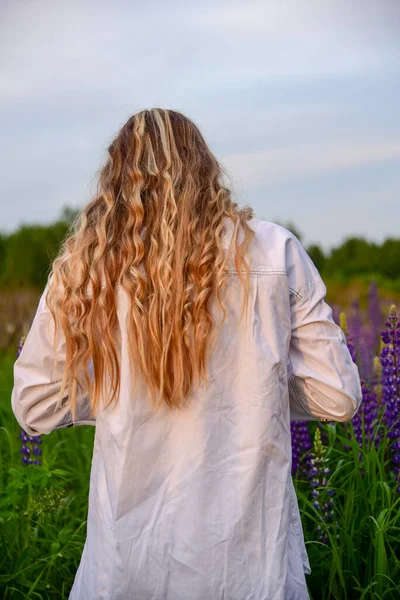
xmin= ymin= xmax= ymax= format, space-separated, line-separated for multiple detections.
xmin=378 ymin=239 xmax=400 ymax=279
xmin=307 ymin=244 xmax=326 ymax=272
xmin=327 ymin=237 xmax=379 ymax=277
xmin=0 ymin=232 xmax=6 ymax=278
xmin=0 ymin=220 xmax=69 ymax=289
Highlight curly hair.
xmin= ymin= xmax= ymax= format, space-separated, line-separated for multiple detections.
xmin=46 ymin=108 xmax=255 ymax=419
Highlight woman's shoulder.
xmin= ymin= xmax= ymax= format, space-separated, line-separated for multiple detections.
xmin=245 ymin=217 xmax=308 ymax=276
xmin=250 ymin=217 xmax=300 ymax=246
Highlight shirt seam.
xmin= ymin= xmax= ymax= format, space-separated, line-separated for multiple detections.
xmin=225 ymin=269 xmax=305 ymax=300
xmin=226 ymin=269 xmax=287 ymax=275
xmin=289 ymin=287 xmax=303 ymax=301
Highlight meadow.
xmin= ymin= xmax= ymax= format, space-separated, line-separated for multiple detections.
xmin=1 ymin=279 xmax=400 ymax=599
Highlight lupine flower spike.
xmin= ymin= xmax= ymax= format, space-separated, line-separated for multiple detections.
xmin=380 ymin=305 xmax=400 ymax=492
xmin=351 ymin=381 xmax=378 ymax=451
xmin=339 ymin=311 xmax=378 ymax=455
xmin=17 ymin=335 xmax=43 ymax=467
xmin=340 ymin=312 xmax=360 ymax=453
xmin=368 ymin=282 xmax=382 ymax=356
xmin=290 ymin=421 xmax=312 ymax=476
xmin=306 ymin=428 xmax=339 ymax=545
xmin=340 ymin=313 xmax=356 ymax=363
xmin=349 ymin=299 xmax=373 ymax=383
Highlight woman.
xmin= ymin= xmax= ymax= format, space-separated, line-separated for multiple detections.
xmin=11 ymin=108 xmax=362 ymax=600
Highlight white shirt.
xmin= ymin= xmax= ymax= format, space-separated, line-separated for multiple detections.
xmin=11 ymin=217 xmax=362 ymax=600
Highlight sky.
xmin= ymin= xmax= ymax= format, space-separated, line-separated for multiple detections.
xmin=1 ymin=0 xmax=399 ymax=250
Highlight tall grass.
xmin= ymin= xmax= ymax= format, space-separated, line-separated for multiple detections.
xmin=0 ymin=352 xmax=94 ymax=600
xmin=296 ymin=420 xmax=400 ymax=599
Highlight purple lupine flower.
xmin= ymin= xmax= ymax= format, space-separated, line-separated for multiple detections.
xmin=340 ymin=311 xmax=378 ymax=454
xmin=368 ymin=281 xmax=382 ymax=357
xmin=32 ymin=445 xmax=42 ymax=456
xmin=348 ymin=300 xmax=373 ymax=383
xmin=351 ymin=380 xmax=379 ymax=449
xmin=305 ymin=427 xmax=339 ymax=545
xmin=17 ymin=336 xmax=43 ymax=467
xmin=318 ymin=422 xmax=329 ymax=446
xmin=30 ymin=435 xmax=43 ymax=444
xmin=379 ymin=305 xmax=400 ymax=492
xmin=340 ymin=312 xmax=358 ymax=452
xmin=340 ymin=313 xmax=357 ymax=364
xmin=348 ymin=300 xmax=362 ymax=354
xmin=19 ymin=428 xmax=43 ymax=466
xmin=19 ymin=430 xmax=29 ymax=444
xmin=290 ymin=421 xmax=313 ymax=476
xmin=20 ymin=444 xmax=31 ymax=456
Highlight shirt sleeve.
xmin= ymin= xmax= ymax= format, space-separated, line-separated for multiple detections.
xmin=11 ymin=284 xmax=96 ymax=436
xmin=285 ymin=233 xmax=363 ymax=423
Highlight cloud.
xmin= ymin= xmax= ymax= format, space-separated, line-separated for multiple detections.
xmin=222 ymin=140 xmax=400 ymax=187
xmin=1 ymin=0 xmax=398 ymax=108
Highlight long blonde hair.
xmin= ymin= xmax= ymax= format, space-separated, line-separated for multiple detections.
xmin=46 ymin=108 xmax=255 ymax=419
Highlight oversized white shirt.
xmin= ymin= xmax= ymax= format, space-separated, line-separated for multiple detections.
xmin=11 ymin=217 xmax=362 ymax=600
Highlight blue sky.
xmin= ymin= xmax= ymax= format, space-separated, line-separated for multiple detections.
xmin=1 ymin=0 xmax=399 ymax=250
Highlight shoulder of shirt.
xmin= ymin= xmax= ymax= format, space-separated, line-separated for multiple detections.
xmin=249 ymin=217 xmax=300 ymax=245
xmin=245 ymin=217 xmax=323 ymax=301
xmin=245 ymin=217 xmax=305 ymax=272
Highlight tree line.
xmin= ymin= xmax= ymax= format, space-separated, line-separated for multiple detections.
xmin=0 ymin=210 xmax=399 ymax=289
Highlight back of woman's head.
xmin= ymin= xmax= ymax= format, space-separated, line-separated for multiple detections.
xmin=46 ymin=108 xmax=255 ymax=417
